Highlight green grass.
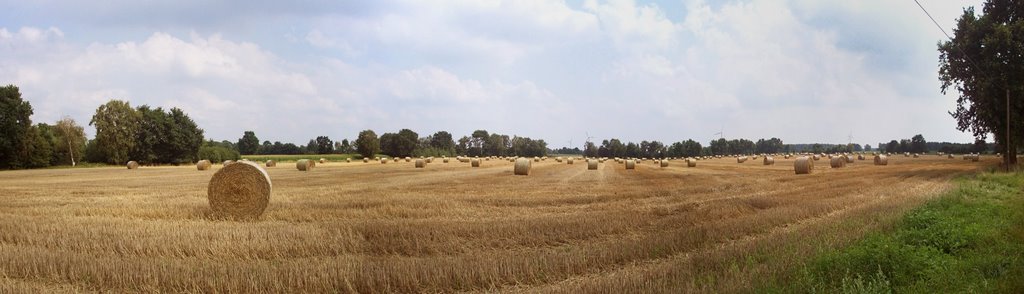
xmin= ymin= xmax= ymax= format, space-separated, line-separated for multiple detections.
xmin=240 ymin=154 xmax=367 ymax=162
xmin=760 ymin=172 xmax=1024 ymax=293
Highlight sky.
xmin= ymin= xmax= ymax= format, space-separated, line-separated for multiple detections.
xmin=0 ymin=0 xmax=988 ymax=148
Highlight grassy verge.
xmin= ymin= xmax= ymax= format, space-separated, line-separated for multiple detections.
xmin=761 ymin=172 xmax=1024 ymax=293
xmin=241 ymin=154 xmax=365 ymax=162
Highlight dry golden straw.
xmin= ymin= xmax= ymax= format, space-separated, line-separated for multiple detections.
xmin=625 ymin=159 xmax=636 ymax=170
xmin=687 ymin=158 xmax=697 ymax=167
xmin=660 ymin=160 xmax=669 ymax=167
xmin=296 ymin=159 xmax=312 ymax=171
xmin=874 ymin=154 xmax=888 ymax=166
xmin=830 ymin=157 xmax=845 ymax=168
xmin=471 ymin=159 xmax=481 ymax=167
xmin=415 ymin=159 xmax=426 ymax=168
xmin=763 ymin=156 xmax=774 ymax=165
xmin=794 ymin=156 xmax=813 ymax=174
xmin=207 ymin=160 xmax=271 ymax=219
xmin=514 ymin=158 xmax=531 ymax=175
xmin=196 ymin=160 xmax=211 ymax=171
xmin=588 ymin=159 xmax=598 ymax=170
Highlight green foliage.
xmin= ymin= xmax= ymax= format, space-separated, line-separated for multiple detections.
xmin=355 ymin=130 xmax=380 ymax=159
xmin=198 ymin=146 xmax=240 ymax=163
xmin=127 ymin=106 xmax=203 ymax=164
xmin=772 ymin=172 xmax=1024 ymax=293
xmin=314 ymin=136 xmax=333 ymax=154
xmin=411 ymin=147 xmax=456 ymax=157
xmin=22 ymin=125 xmax=53 ymax=168
xmin=910 ymin=134 xmax=927 ymax=154
xmin=237 ymin=131 xmax=259 ymax=155
xmin=0 ymin=85 xmax=34 ymax=169
xmin=53 ymin=117 xmax=86 ymax=166
xmin=90 ymin=100 xmax=140 ymax=164
xmin=241 ymin=154 xmax=359 ymax=162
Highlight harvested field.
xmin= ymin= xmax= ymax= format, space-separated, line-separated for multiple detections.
xmin=0 ymin=156 xmax=990 ymax=293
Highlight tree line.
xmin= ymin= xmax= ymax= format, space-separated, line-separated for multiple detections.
xmin=0 ymin=85 xmax=87 ymax=169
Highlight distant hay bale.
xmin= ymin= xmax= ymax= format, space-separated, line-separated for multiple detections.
xmin=794 ymin=156 xmax=814 ymax=174
xmin=971 ymin=154 xmax=980 ymax=162
xmin=443 ymin=158 xmax=450 ymax=163
xmin=207 ymin=160 xmax=271 ymax=219
xmin=415 ymin=159 xmax=426 ymax=168
xmin=874 ymin=154 xmax=888 ymax=166
xmin=912 ymin=154 xmax=919 ymax=158
xmin=763 ymin=156 xmax=775 ymax=165
xmin=687 ymin=158 xmax=697 ymax=167
xmin=197 ymin=160 xmax=211 ymax=170
xmin=660 ymin=160 xmax=669 ymax=167
xmin=588 ymin=159 xmax=598 ymax=170
xmin=857 ymin=154 xmax=865 ymax=160
xmin=381 ymin=158 xmax=388 ymax=164
xmin=625 ymin=159 xmax=636 ymax=170
xmin=319 ymin=158 xmax=326 ymax=164
xmin=405 ymin=157 xmax=411 ymax=162
xmin=812 ymin=155 xmax=821 ymax=161
xmin=425 ymin=158 xmax=433 ymax=163
xmin=223 ymin=160 xmax=235 ymax=166
xmin=948 ymin=154 xmax=954 ymax=159
xmin=737 ymin=156 xmax=748 ymax=163
xmin=784 ymin=154 xmax=791 ymax=159
xmin=830 ymin=156 xmax=846 ymax=168
xmin=514 ymin=158 xmax=531 ymax=175
xmin=296 ymin=159 xmax=312 ymax=171
xmin=363 ymin=158 xmax=369 ymax=163
xmin=845 ymin=155 xmax=854 ymax=163
xmin=265 ymin=160 xmax=276 ymax=168
xmin=567 ymin=158 xmax=574 ymax=165
xmin=471 ymin=159 xmax=481 ymax=167
xmin=533 ymin=157 xmax=540 ymax=162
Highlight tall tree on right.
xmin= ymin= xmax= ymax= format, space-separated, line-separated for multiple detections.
xmin=939 ymin=2 xmax=1024 ymax=167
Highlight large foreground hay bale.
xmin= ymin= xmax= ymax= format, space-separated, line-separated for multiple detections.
xmin=830 ymin=156 xmax=846 ymax=168
xmin=763 ymin=156 xmax=775 ymax=165
xmin=471 ymin=159 xmax=481 ymax=167
xmin=415 ymin=159 xmax=426 ymax=168
xmin=514 ymin=158 xmax=531 ymax=175
xmin=207 ymin=160 xmax=271 ymax=219
xmin=296 ymin=159 xmax=312 ymax=171
xmin=588 ymin=159 xmax=598 ymax=170
xmin=265 ymin=160 xmax=276 ymax=167
xmin=874 ymin=154 xmax=888 ymax=165
xmin=625 ymin=159 xmax=636 ymax=170
xmin=794 ymin=156 xmax=813 ymax=174
xmin=197 ymin=160 xmax=211 ymax=170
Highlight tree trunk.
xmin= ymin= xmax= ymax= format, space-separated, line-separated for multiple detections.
xmin=67 ymin=139 xmax=76 ymax=167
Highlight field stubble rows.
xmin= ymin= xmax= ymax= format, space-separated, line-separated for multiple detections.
xmin=0 ymin=155 xmax=987 ymax=293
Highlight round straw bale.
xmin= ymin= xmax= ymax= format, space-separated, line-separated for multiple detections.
xmin=625 ymin=159 xmax=636 ymax=170
xmin=912 ymin=154 xmax=919 ymax=158
xmin=265 ymin=160 xmax=276 ymax=167
xmin=222 ymin=160 xmax=234 ymax=166
xmin=207 ymin=160 xmax=271 ymax=219
xmin=443 ymin=158 xmax=450 ymax=163
xmin=687 ymin=158 xmax=697 ymax=167
xmin=380 ymin=158 xmax=387 ymax=164
xmin=588 ymin=159 xmax=598 ymax=170
xmin=471 ymin=159 xmax=481 ymax=167
xmin=514 ymin=158 xmax=531 ymax=175
xmin=363 ymin=158 xmax=369 ymax=163
xmin=425 ymin=158 xmax=433 ymax=163
xmin=830 ymin=156 xmax=846 ymax=168
xmin=948 ymin=154 xmax=954 ymax=159
xmin=405 ymin=157 xmax=411 ymax=162
xmin=763 ymin=156 xmax=775 ymax=165
xmin=197 ymin=160 xmax=211 ymax=170
xmin=660 ymin=160 xmax=669 ymax=167
xmin=858 ymin=154 xmax=865 ymax=160
xmin=319 ymin=158 xmax=326 ymax=164
xmin=784 ymin=154 xmax=791 ymax=159
xmin=567 ymin=158 xmax=574 ymax=165
xmin=296 ymin=159 xmax=312 ymax=171
xmin=971 ymin=154 xmax=980 ymax=162
xmin=874 ymin=154 xmax=888 ymax=165
xmin=737 ymin=156 xmax=748 ymax=163
xmin=812 ymin=155 xmax=821 ymax=161
xmin=415 ymin=159 xmax=426 ymax=168
xmin=794 ymin=156 xmax=814 ymax=174
xmin=346 ymin=158 xmax=351 ymax=163
xmin=845 ymin=155 xmax=854 ymax=163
